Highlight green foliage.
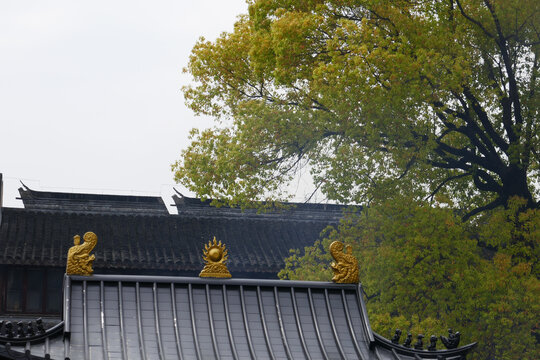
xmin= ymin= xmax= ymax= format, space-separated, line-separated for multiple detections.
xmin=277 ymin=239 xmax=332 ymax=281
xmin=280 ymin=199 xmax=540 ymax=359
xmin=176 ymin=3 xmax=540 ymax=357
xmin=476 ymin=197 xmax=540 ymax=276
xmin=175 ymin=0 xmax=540 ymax=217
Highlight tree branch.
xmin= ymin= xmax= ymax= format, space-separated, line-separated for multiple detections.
xmin=462 ymin=197 xmax=503 ymax=221
xmin=484 ymin=0 xmax=524 ymax=128
xmin=436 ymin=140 xmax=499 ymax=173
xmin=433 ymin=108 xmax=493 ymax=160
xmin=462 ymin=88 xmax=510 ymax=152
xmin=426 ymin=172 xmax=471 ymax=202
xmin=455 ymin=0 xmax=495 ymax=38
xmin=472 ymin=169 xmax=502 ymax=193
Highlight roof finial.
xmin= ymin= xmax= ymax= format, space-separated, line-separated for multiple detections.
xmin=440 ymin=329 xmax=461 ymax=349
xmin=172 ymin=187 xmax=185 ymax=198
xmin=66 ymin=232 xmax=97 ymax=276
xmin=329 ymin=241 xmax=359 ymax=283
xmin=199 ymin=237 xmax=232 ymax=278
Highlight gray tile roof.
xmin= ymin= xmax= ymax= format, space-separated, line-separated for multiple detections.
xmin=0 ymin=275 xmax=476 ymax=359
xmin=18 ymin=185 xmax=169 ymax=215
xmin=1 ymin=187 xmax=349 ymax=277
xmin=0 ymin=207 xmax=336 ymax=277
xmin=172 ymin=193 xmax=348 ymax=222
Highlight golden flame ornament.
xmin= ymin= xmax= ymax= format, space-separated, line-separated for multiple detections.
xmin=199 ymin=237 xmax=232 ymax=278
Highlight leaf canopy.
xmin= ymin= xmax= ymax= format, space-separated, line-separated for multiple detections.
xmin=175 ymin=0 xmax=540 ymax=217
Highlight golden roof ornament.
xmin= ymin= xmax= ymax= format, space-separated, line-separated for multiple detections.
xmin=199 ymin=237 xmax=232 ymax=278
xmin=66 ymin=232 xmax=97 ymax=276
xmin=329 ymin=240 xmax=359 ymax=284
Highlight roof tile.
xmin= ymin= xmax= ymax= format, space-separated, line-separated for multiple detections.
xmin=0 ymin=208 xmax=336 ymax=277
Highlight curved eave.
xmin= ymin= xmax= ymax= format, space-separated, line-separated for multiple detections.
xmin=0 ymin=344 xmax=46 ymax=360
xmin=373 ymin=332 xmax=477 ymax=359
xmin=0 ymin=322 xmax=64 ymax=360
xmin=0 ymin=322 xmax=64 ymax=346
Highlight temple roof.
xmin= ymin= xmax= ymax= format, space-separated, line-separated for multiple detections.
xmin=0 ymin=180 xmax=477 ymax=359
xmin=0 ymin=193 xmax=341 ymax=277
xmin=172 ymin=191 xmax=348 ymax=222
xmin=0 ymin=274 xmax=476 ymax=360
xmin=18 ymin=184 xmax=169 ymax=215
xmin=0 ymin=184 xmax=349 ymax=277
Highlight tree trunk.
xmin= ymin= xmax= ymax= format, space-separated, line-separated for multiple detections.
xmin=501 ymin=166 xmax=535 ymax=209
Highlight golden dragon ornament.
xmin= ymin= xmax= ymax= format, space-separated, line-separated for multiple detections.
xmin=329 ymin=240 xmax=359 ymax=284
xmin=66 ymin=232 xmax=98 ymax=276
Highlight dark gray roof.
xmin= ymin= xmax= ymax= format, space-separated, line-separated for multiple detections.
xmin=172 ymin=192 xmax=350 ymax=222
xmin=0 ymin=206 xmax=334 ymax=277
xmin=18 ymin=185 xmax=168 ymax=215
xmin=1 ymin=275 xmax=476 ymax=359
xmin=1 ymin=186 xmax=350 ymax=277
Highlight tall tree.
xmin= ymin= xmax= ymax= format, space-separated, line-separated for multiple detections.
xmin=175 ymin=4 xmax=540 ymax=357
xmin=174 ymin=0 xmax=539 ymax=218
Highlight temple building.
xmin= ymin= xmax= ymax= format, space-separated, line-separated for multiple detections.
xmin=0 ymin=178 xmax=344 ymax=318
xmin=0 ymin=175 xmax=476 ymax=359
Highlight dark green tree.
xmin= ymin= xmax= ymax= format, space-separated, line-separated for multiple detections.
xmin=279 ymin=198 xmax=539 ymax=359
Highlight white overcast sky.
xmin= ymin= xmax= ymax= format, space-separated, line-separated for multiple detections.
xmin=0 ymin=0 xmax=251 ymax=209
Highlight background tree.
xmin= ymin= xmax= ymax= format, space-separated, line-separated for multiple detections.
xmin=175 ymin=2 xmax=540 ymax=358
xmin=174 ymin=0 xmax=539 ymax=219
xmin=279 ymin=198 xmax=540 ymax=359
